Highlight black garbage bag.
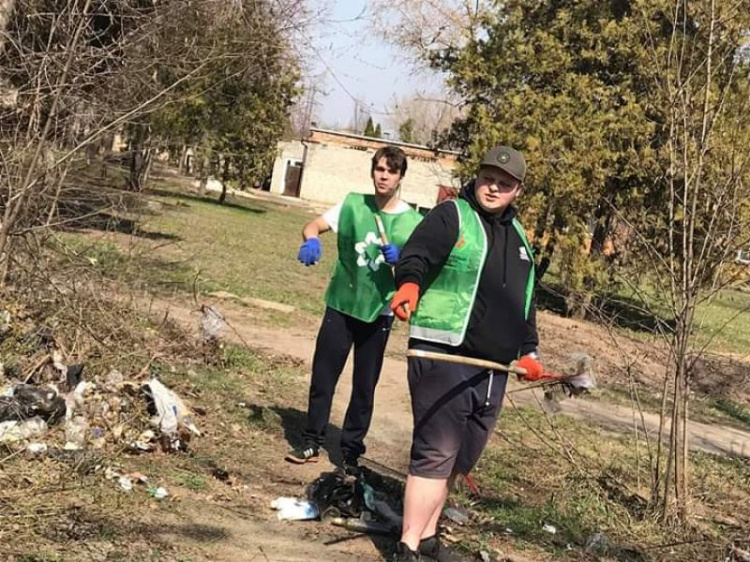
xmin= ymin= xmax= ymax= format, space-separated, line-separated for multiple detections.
xmin=307 ymin=470 xmax=365 ymax=519
xmin=0 ymin=384 xmax=66 ymax=423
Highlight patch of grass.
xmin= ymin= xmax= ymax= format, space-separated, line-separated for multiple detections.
xmin=81 ymin=241 xmax=129 ymax=270
xmin=176 ymin=471 xmax=208 ymax=491
xmin=539 ymin=257 xmax=750 ymax=355
xmin=141 ymin=187 xmax=334 ymax=316
xmin=15 ymin=556 xmax=63 ymax=562
xmin=97 ymin=521 xmax=119 ymax=542
xmin=158 ymin=344 xmax=304 ymax=407
xmin=177 ymin=362 xmax=246 ymax=396
xmin=712 ymin=398 xmax=750 ymax=426
xmin=694 ymin=289 xmax=750 ymax=355
xmin=60 ymin=180 xmax=335 ymax=322
xmin=468 ymin=405 xmax=750 ymax=561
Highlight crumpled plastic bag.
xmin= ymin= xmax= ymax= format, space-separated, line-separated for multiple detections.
xmin=271 ymin=497 xmax=319 ymax=521
xmin=200 ymin=305 xmax=225 ymax=342
xmin=143 ymin=379 xmax=201 ymax=449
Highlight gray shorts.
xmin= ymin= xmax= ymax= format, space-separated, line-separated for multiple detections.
xmin=407 ymin=344 xmax=508 ymax=479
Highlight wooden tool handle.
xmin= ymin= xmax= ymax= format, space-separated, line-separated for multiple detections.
xmin=406 ymin=349 xmax=527 ymax=376
xmin=374 ymin=214 xmax=389 ymax=245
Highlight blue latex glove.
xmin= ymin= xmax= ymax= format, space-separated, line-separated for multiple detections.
xmin=298 ymin=238 xmax=322 ymax=266
xmin=380 ymin=244 xmax=400 ymax=265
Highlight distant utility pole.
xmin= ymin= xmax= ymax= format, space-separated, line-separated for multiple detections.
xmin=303 ymin=84 xmax=318 ymax=133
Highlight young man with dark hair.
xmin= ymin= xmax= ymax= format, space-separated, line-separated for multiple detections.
xmin=286 ymin=146 xmax=422 ymax=473
xmin=390 ymin=146 xmax=545 ymax=562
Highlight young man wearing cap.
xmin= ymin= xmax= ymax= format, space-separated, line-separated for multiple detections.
xmin=286 ymin=146 xmax=422 ymax=473
xmin=390 ymin=146 xmax=544 ymax=561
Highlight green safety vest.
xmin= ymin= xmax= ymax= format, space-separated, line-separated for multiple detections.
xmin=325 ymin=193 xmax=422 ymax=322
xmin=410 ymin=198 xmax=535 ymax=346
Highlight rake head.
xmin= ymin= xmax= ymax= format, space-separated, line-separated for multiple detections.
xmin=539 ymin=353 xmax=596 ymax=412
xmin=560 ymin=353 xmax=596 ymax=396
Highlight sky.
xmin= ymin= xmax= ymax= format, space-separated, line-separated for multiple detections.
xmin=306 ymin=0 xmax=425 ymax=133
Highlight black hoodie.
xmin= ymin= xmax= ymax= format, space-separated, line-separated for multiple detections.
xmin=395 ymin=181 xmax=538 ymax=364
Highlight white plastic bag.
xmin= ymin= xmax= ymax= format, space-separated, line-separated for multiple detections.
xmin=270 ymin=497 xmax=319 ymax=521
xmin=145 ymin=379 xmax=201 ymax=439
xmin=200 ymin=305 xmax=225 ymax=341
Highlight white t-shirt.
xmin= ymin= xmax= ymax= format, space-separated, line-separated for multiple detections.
xmin=323 ymin=199 xmax=413 ymax=233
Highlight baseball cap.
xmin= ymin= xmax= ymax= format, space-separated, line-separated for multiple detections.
xmin=479 ymin=146 xmax=526 ymax=182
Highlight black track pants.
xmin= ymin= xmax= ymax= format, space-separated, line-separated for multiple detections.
xmin=302 ymin=307 xmax=393 ymax=460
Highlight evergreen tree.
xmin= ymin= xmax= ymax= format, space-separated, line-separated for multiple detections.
xmin=363 ymin=116 xmax=376 ymax=137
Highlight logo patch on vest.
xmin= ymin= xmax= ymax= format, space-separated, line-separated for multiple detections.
xmin=519 ymin=246 xmax=530 ymax=262
xmin=355 ymin=231 xmax=386 ymax=271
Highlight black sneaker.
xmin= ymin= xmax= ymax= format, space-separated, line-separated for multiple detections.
xmin=285 ymin=445 xmax=319 ymax=464
xmin=419 ymin=535 xmax=463 ymax=562
xmin=393 ymin=542 xmax=421 ymax=562
xmin=342 ymin=456 xmax=360 ymax=476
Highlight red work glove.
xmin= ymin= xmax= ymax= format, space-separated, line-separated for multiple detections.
xmin=514 ymin=354 xmax=545 ymax=382
xmin=391 ymin=282 xmax=420 ymax=321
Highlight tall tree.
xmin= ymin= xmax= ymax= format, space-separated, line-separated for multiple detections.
xmin=0 ymin=0 xmax=305 ymax=269
xmin=146 ymin=0 xmax=299 ymax=201
xmin=363 ymin=116 xmax=376 ymax=137
xmin=431 ymin=0 xmax=659 ymax=316
xmin=625 ymin=0 xmax=750 ymax=521
xmin=399 ymin=118 xmax=415 ymax=143
xmin=370 ymin=0 xmax=491 ymax=67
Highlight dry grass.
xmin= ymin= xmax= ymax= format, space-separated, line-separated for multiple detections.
xmin=459 ymin=402 xmax=750 ymax=561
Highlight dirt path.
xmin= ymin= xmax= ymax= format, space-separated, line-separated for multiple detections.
xmin=162 ymin=296 xmax=750 ymax=465
xmin=121 ymin=295 xmax=750 ymax=562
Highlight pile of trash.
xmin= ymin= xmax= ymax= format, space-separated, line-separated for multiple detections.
xmin=0 ymin=348 xmax=201 ymax=456
xmin=271 ymin=467 xmax=404 ymax=537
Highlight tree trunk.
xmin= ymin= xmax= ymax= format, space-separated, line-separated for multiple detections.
xmin=590 ymin=201 xmax=613 ymax=259
xmin=566 ymin=292 xmax=589 ymax=320
xmin=179 ymin=144 xmax=189 ymax=174
xmin=197 ymin=151 xmax=210 ymax=195
xmin=540 ymin=209 xmax=565 ymax=281
xmin=218 ymin=156 xmax=231 ymax=204
xmin=143 ymin=146 xmax=154 ymax=185
xmin=568 ymin=198 xmax=615 ymax=320
xmin=652 ymin=361 xmax=672 ymax=505
xmin=238 ymin=161 xmax=247 ymax=190
xmin=128 ymin=147 xmax=153 ymax=191
xmin=128 ymin=127 xmax=152 ymax=191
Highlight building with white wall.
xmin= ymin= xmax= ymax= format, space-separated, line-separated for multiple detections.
xmin=269 ymin=140 xmax=305 ymax=197
xmin=270 ymin=128 xmax=460 ymax=210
